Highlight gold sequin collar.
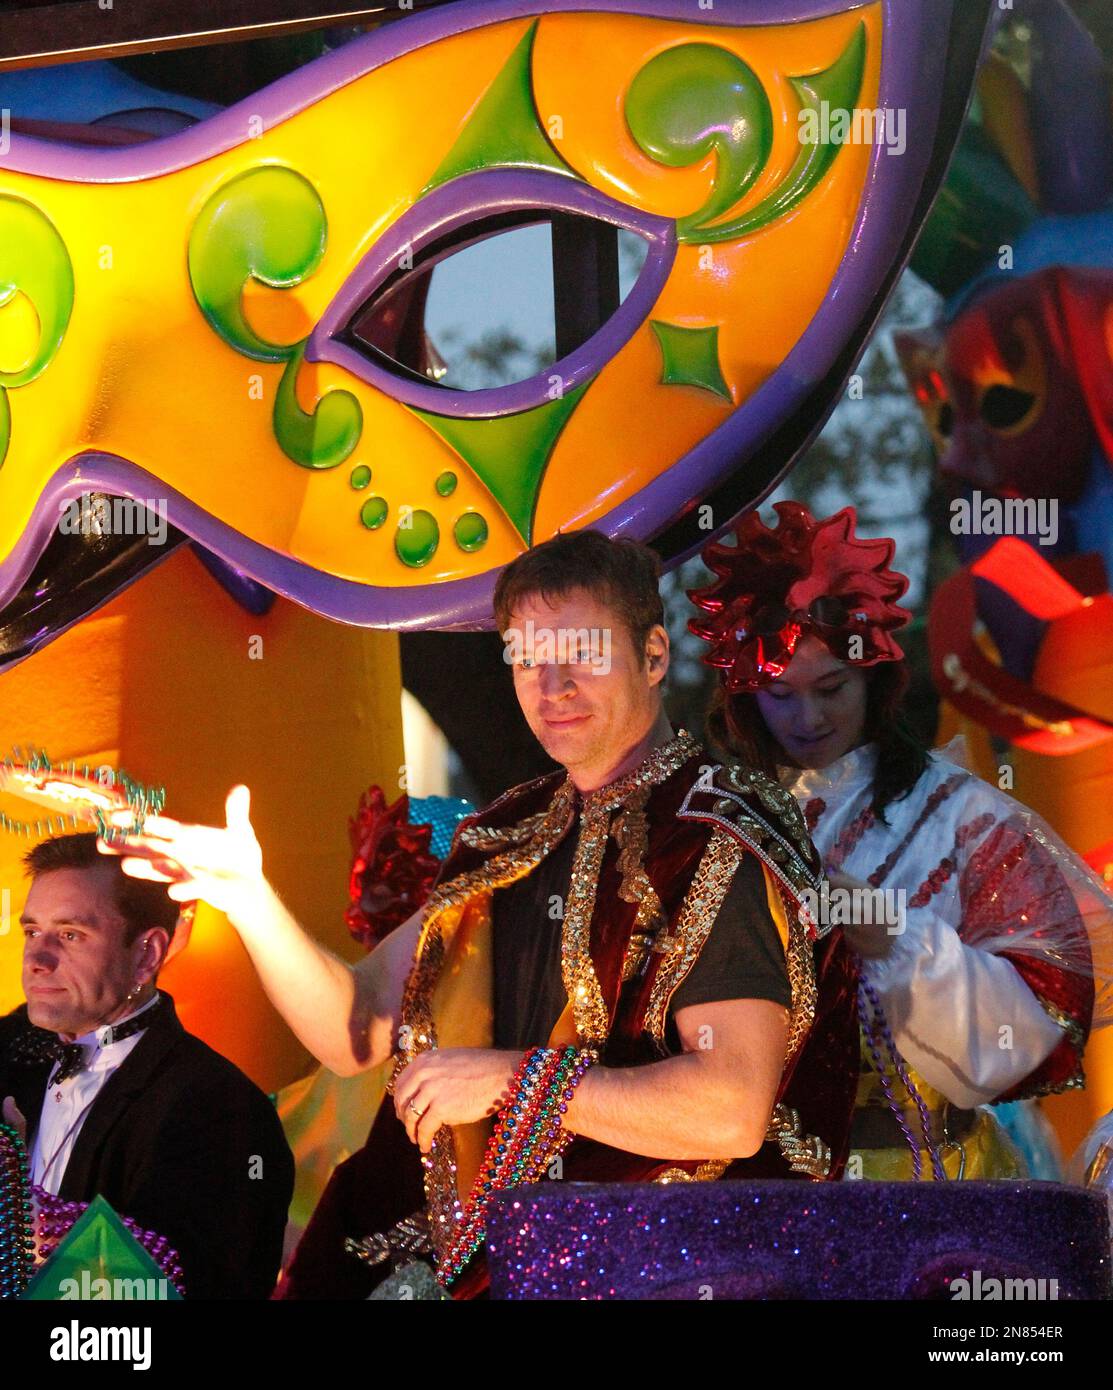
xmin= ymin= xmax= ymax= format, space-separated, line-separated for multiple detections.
xmin=576 ymin=728 xmax=702 ymax=813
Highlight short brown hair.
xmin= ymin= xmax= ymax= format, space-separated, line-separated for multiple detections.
xmin=24 ymin=832 xmax=180 ymax=944
xmin=493 ymin=530 xmax=664 ymax=661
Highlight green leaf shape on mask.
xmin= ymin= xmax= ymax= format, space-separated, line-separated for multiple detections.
xmin=414 ymin=381 xmax=589 ymax=545
xmin=650 ymin=320 xmax=732 ymax=400
xmin=424 ymin=19 xmax=575 ymax=191
xmin=626 ymin=43 xmax=774 ymax=239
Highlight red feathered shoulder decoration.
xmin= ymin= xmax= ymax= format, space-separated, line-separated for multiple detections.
xmin=346 ymin=786 xmax=440 ymax=950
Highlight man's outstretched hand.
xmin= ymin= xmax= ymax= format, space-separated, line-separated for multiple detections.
xmin=97 ymin=785 xmax=266 ymax=919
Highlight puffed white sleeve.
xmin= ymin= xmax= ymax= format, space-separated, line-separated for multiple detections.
xmin=861 ymin=904 xmax=1065 ymax=1108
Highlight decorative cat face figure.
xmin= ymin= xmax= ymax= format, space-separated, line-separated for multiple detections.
xmin=900 ymin=268 xmax=1113 ymax=502
xmin=0 ymin=0 xmax=990 ymax=645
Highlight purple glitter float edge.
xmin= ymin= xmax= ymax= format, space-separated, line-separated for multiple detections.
xmin=485 ymin=1180 xmax=1113 ymax=1300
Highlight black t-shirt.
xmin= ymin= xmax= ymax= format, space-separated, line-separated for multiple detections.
xmin=491 ymin=821 xmax=791 ymax=1050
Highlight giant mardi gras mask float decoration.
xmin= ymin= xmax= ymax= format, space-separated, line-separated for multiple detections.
xmin=0 ymin=0 xmax=993 ymax=628
xmin=0 ymin=0 xmax=992 ymax=1086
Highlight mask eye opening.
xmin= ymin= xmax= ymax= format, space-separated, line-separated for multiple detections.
xmin=338 ymin=209 xmax=649 ymax=392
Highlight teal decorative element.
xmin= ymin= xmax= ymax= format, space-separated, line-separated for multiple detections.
xmin=395 ymin=509 xmax=439 ymax=567
xmin=0 ymin=196 xmax=75 ymax=467
xmin=435 ymin=470 xmax=457 ymax=497
xmin=627 ymin=24 xmax=868 ymax=243
xmin=274 ymin=342 xmax=362 ymax=470
xmin=650 ymin=321 xmax=731 ymax=401
xmin=350 ymin=464 xmax=372 ymax=490
xmin=453 ymin=511 xmax=489 ymax=552
xmin=626 ymin=44 xmax=773 ymax=239
xmin=188 ymin=166 xmax=361 ymax=469
xmin=360 ymin=495 xmax=388 ymax=530
xmin=414 ymin=382 xmax=588 ymax=545
xmin=424 ymin=20 xmax=575 ymax=191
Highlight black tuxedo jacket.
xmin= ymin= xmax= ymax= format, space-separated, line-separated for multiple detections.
xmin=0 ymin=991 xmax=294 ymax=1299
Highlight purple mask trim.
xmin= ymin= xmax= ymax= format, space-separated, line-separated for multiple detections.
xmin=307 ymin=169 xmax=676 ymax=417
xmin=0 ymin=456 xmax=498 ymax=637
xmin=191 ymin=546 xmax=278 ymax=617
xmin=0 ymin=0 xmax=883 ymax=180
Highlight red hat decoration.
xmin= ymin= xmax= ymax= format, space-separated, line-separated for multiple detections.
xmin=687 ymin=502 xmax=912 ymax=693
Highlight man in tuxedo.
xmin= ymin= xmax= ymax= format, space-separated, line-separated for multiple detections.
xmin=0 ymin=831 xmax=294 ymax=1298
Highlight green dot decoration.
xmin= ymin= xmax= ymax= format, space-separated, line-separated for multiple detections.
xmin=360 ymin=495 xmax=388 ymax=530
xmin=395 ymin=509 xmax=439 ymax=566
xmin=454 ymin=511 xmax=489 ymax=552
xmin=350 ymin=464 xmax=372 ymax=490
xmin=435 ymin=470 xmax=458 ymax=497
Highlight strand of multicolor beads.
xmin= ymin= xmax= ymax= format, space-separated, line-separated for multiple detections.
xmin=0 ymin=1119 xmax=35 ymax=1299
xmin=438 ymin=1044 xmax=598 ymax=1287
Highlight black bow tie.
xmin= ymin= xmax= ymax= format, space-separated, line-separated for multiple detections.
xmin=49 ymin=1002 xmax=157 ymax=1087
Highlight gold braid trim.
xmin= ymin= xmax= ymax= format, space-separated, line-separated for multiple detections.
xmin=779 ymin=880 xmax=818 ymax=1064
xmin=613 ymin=786 xmax=668 ymax=981
xmin=654 ymin=1161 xmax=731 ymax=1184
xmin=643 ymin=827 xmax=745 ymax=1052
xmin=560 ymin=799 xmax=614 ymax=1046
xmin=398 ymin=778 xmax=577 ymax=1267
xmin=766 ymin=1103 xmax=832 ymax=1179
xmin=560 ymin=731 xmax=702 ymax=1043
xmin=399 ymin=729 xmax=700 ymax=1267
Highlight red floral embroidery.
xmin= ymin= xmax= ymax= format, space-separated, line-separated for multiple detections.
xmin=804 ymin=797 xmax=827 ymax=832
xmin=955 ymin=811 xmax=995 ymax=849
xmin=867 ymin=773 xmax=963 ymax=887
xmin=909 ymin=856 xmax=957 ymax=908
xmin=826 ymin=805 xmax=875 ymax=872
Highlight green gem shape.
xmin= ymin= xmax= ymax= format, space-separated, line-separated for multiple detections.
xmin=360 ymin=495 xmax=388 ymax=530
xmin=650 ymin=321 xmax=731 ymax=401
xmin=454 ymin=510 xmax=489 ymax=553
xmin=23 ymin=1195 xmax=183 ymax=1301
xmin=435 ymin=470 xmax=457 ymax=497
xmin=424 ymin=20 xmax=574 ymax=191
xmin=413 ymin=382 xmax=588 ymax=544
xmin=395 ymin=509 xmax=439 ymax=567
xmin=350 ymin=463 xmax=372 ymax=490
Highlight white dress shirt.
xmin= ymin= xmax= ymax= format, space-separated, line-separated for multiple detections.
xmin=30 ymin=994 xmax=160 ymax=1195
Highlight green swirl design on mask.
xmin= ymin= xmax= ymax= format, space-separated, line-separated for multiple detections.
xmin=273 ymin=341 xmax=362 ymax=470
xmin=626 ymin=44 xmax=773 ymax=239
xmin=626 ymin=23 xmax=867 ymax=244
xmin=0 ymin=196 xmax=75 ymax=466
xmin=189 ymin=166 xmax=361 ymax=469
